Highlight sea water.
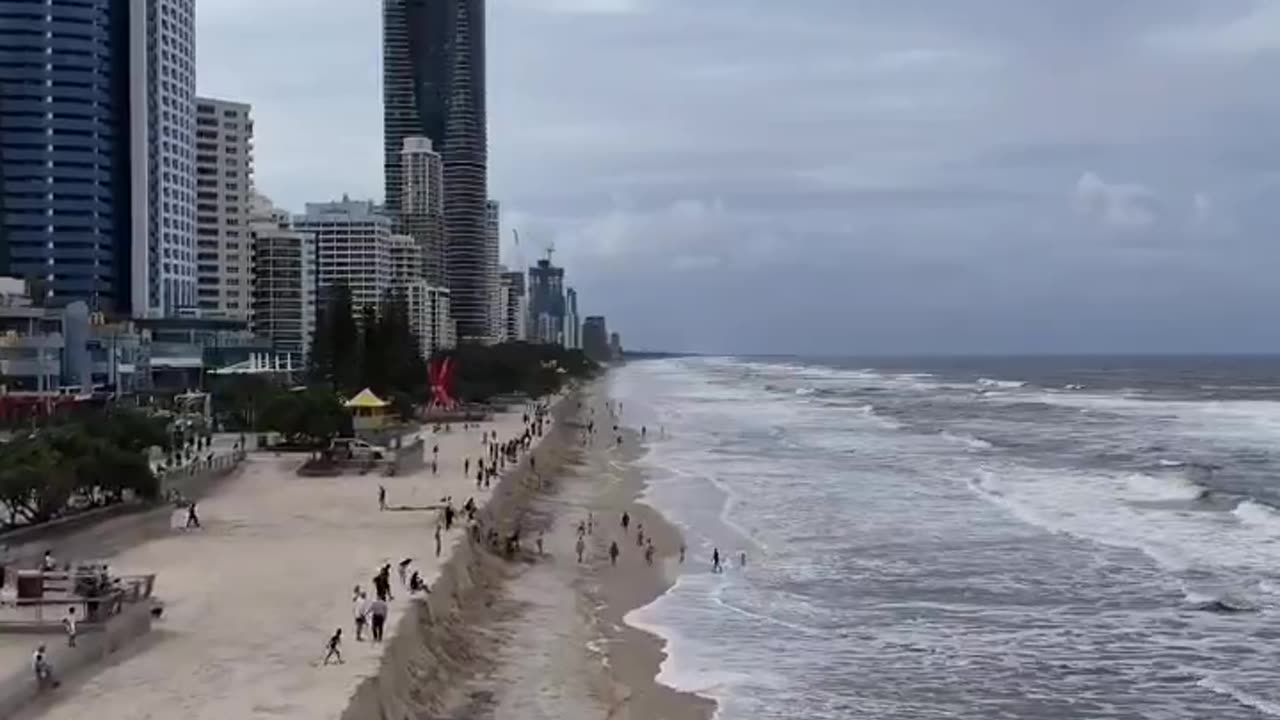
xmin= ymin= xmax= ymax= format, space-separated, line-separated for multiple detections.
xmin=614 ymin=356 xmax=1280 ymax=719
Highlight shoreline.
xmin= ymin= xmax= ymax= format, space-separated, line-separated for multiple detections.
xmin=427 ymin=380 xmax=716 ymax=719
xmin=592 ymin=430 xmax=716 ymax=720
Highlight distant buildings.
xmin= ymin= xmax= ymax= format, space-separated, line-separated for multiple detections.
xmin=499 ymin=270 xmax=527 ymax=342
xmin=564 ymin=288 xmax=581 ymax=350
xmin=527 ymin=258 xmax=565 ymax=345
xmin=610 ymin=332 xmax=623 ymax=360
xmin=249 ymin=195 xmax=317 ymax=364
xmin=294 ymin=198 xmax=391 ymax=312
xmin=398 ymin=137 xmax=445 ymax=284
xmin=583 ymin=316 xmax=610 ymax=362
xmin=485 ymin=200 xmax=501 ymax=342
xmin=195 ymin=98 xmax=254 ymax=320
xmin=383 ymin=0 xmax=491 ymax=340
xmin=406 ymin=282 xmax=454 ymax=357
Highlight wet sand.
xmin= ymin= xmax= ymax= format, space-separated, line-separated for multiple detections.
xmin=440 ymin=383 xmax=715 ymax=720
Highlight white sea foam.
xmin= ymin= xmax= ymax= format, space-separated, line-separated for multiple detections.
xmin=976 ymin=378 xmax=1027 ymax=389
xmin=1232 ymin=500 xmax=1280 ymax=534
xmin=1121 ymin=472 xmax=1202 ymax=501
xmin=1199 ymin=675 xmax=1280 ymax=718
xmin=940 ymin=431 xmax=994 ymax=450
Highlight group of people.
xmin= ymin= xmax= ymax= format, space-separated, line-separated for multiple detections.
xmin=327 ymin=403 xmax=554 ymax=667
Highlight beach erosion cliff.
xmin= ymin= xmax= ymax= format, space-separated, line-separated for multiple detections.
xmin=339 ymin=391 xmax=579 ymax=720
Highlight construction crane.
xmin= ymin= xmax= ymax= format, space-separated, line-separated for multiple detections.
xmin=544 ymin=241 xmax=556 ymax=264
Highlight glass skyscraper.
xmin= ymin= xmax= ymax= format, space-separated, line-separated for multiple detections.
xmin=382 ymin=0 xmax=490 ymax=341
xmin=0 ymin=0 xmax=136 ymax=311
xmin=0 ymin=0 xmax=195 ymax=316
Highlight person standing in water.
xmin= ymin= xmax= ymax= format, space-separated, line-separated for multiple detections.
xmin=740 ymin=551 xmax=748 ymax=568
xmin=434 ymin=524 xmax=442 ymax=557
xmin=679 ymin=543 xmax=686 ymax=564
xmin=712 ymin=548 xmax=722 ymax=573
xmin=621 ymin=512 xmax=630 ymax=533
xmin=609 ymin=540 xmax=620 ymax=566
xmin=378 ymin=485 xmax=387 ymax=511
xmin=576 ymin=535 xmax=586 ymax=563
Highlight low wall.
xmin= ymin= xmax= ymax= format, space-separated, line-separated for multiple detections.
xmin=0 ymin=450 xmax=245 ymax=554
xmin=339 ymin=392 xmax=578 ymax=720
xmin=0 ymin=598 xmax=155 ymax=718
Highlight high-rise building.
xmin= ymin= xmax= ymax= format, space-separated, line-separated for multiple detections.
xmin=527 ymin=258 xmax=564 ymax=344
xmin=249 ymin=194 xmax=316 ymax=363
xmin=399 ymin=137 xmax=444 ymax=283
xmin=294 ymin=198 xmax=391 ymax=312
xmin=389 ymin=233 xmax=424 ymax=284
xmin=563 ymin=287 xmax=581 ymax=350
xmin=0 ymin=0 xmax=195 ymax=317
xmin=405 ymin=280 xmax=454 ymax=357
xmin=195 ymin=98 xmax=253 ymax=319
xmin=138 ymin=0 xmax=198 ymax=317
xmin=583 ymin=316 xmax=609 ymax=363
xmin=0 ymin=0 xmax=135 ymax=311
xmin=499 ymin=269 xmax=526 ymax=342
xmin=484 ymin=199 xmax=501 ymax=341
xmin=382 ymin=0 xmax=489 ymax=340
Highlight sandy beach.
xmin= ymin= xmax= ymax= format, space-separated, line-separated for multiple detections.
xmin=6 ymin=380 xmax=712 ymax=720
xmin=11 ymin=407 xmax=539 ymax=720
xmin=428 ymin=382 xmax=715 ymax=720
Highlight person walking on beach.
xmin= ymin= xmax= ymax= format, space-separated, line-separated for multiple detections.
xmin=740 ymin=551 xmax=747 ymax=568
xmin=444 ymin=503 xmax=455 ymax=531
xmin=434 ymin=524 xmax=442 ymax=557
xmin=464 ymin=458 xmax=470 ymax=476
xmin=621 ymin=512 xmax=630 ymax=533
xmin=713 ymin=548 xmax=722 ymax=573
xmin=369 ymin=597 xmax=388 ymax=642
xmin=576 ymin=535 xmax=586 ymax=563
xmin=323 ymin=628 xmax=344 ymax=665
xmin=645 ymin=541 xmax=655 ymax=566
xmin=609 ymin=540 xmax=620 ymax=566
xmin=62 ymin=607 xmax=76 ymax=647
xmin=32 ymin=644 xmax=57 ymax=690
xmin=637 ymin=526 xmax=645 ymax=547
xmin=353 ymin=590 xmax=369 ymax=641
xmin=378 ymin=485 xmax=387 ymax=511
xmin=185 ymin=502 xmax=200 ymax=529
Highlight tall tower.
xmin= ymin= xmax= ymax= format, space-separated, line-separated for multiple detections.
xmin=0 ymin=0 xmax=137 ymax=311
xmin=382 ymin=0 xmax=489 ymax=341
xmin=140 ymin=0 xmax=198 ymax=316
xmin=400 ymin=137 xmax=445 ymax=284
xmin=195 ymin=98 xmax=253 ymax=319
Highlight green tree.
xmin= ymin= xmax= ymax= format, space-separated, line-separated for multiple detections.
xmin=309 ymin=284 xmax=361 ymax=392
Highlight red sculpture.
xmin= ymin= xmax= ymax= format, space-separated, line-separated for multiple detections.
xmin=427 ymin=357 xmax=458 ymax=411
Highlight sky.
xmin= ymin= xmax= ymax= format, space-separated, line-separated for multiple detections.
xmin=198 ymin=0 xmax=1280 ymax=355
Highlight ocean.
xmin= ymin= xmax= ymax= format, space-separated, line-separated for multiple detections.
xmin=612 ymin=356 xmax=1280 ymax=720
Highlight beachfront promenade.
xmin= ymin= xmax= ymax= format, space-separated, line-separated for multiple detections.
xmin=16 ymin=411 xmax=532 ymax=720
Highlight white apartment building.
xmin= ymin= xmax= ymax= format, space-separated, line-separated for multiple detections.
xmin=195 ymin=97 xmax=253 ymax=319
xmin=293 ymin=198 xmax=391 ymax=312
xmin=389 ymin=233 xmax=424 ymax=284
xmin=499 ymin=269 xmax=526 ymax=342
xmin=132 ymin=0 xmax=198 ymax=316
xmin=484 ymin=200 xmax=502 ymax=343
xmin=563 ymin=286 xmax=581 ymax=349
xmin=406 ymin=281 xmax=455 ymax=357
xmin=399 ymin=137 xmax=445 ymax=284
xmin=250 ymin=194 xmax=316 ymax=362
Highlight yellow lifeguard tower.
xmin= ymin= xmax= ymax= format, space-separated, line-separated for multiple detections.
xmin=344 ymin=388 xmax=391 ymax=432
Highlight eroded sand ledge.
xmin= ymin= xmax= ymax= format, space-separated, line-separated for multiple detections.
xmin=338 ymin=395 xmax=579 ymax=719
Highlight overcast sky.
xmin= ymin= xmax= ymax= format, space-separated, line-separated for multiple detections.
xmin=199 ymin=0 xmax=1280 ymax=355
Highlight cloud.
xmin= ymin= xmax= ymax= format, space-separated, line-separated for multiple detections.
xmin=197 ymin=0 xmax=1280 ymax=353
xmin=1074 ymin=172 xmax=1160 ymax=230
